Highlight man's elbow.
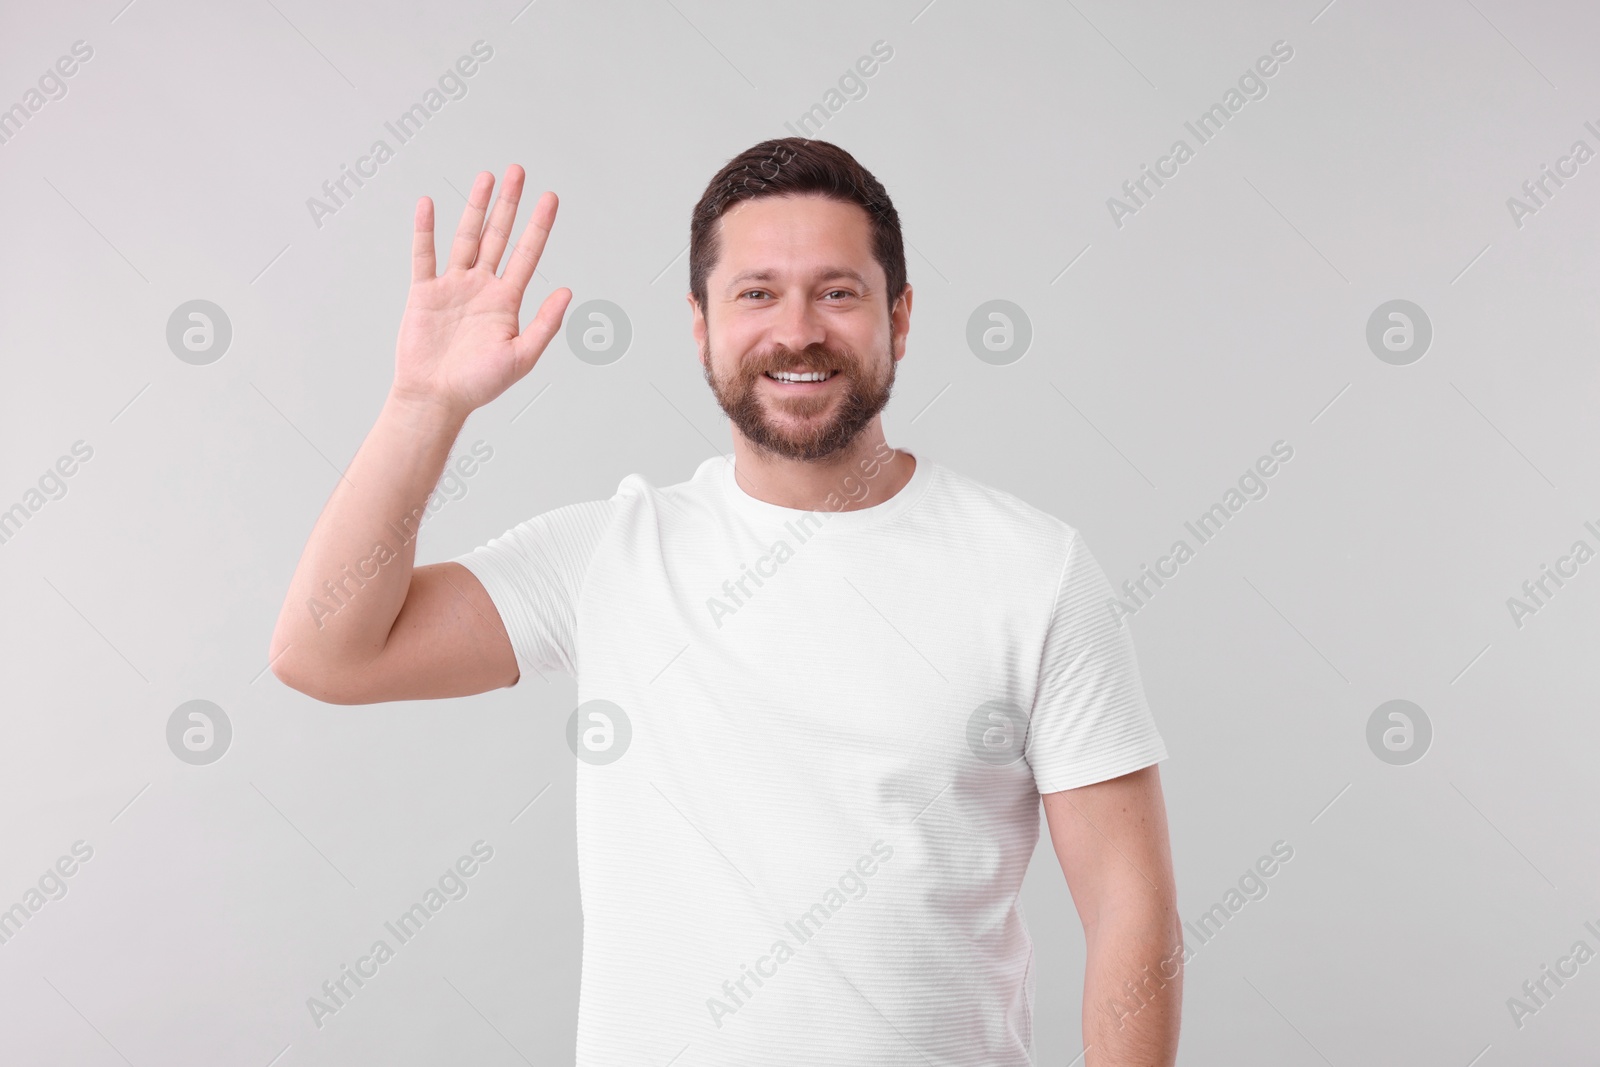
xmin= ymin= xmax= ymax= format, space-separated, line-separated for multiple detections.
xmin=267 ymin=645 xmax=367 ymax=705
xmin=1087 ymin=885 xmax=1181 ymax=946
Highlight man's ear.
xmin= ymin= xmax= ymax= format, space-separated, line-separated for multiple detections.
xmin=891 ymin=283 xmax=913 ymax=362
xmin=688 ymin=292 xmax=707 ymax=365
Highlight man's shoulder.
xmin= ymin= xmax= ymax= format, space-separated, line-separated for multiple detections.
xmin=919 ymin=456 xmax=1079 ymax=547
xmin=604 ymin=454 xmax=724 ymax=511
xmin=526 ymin=455 xmax=724 ymax=516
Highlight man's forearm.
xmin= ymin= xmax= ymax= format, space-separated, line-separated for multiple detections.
xmin=1081 ymin=906 xmax=1184 ymax=1066
xmin=268 ymin=390 xmax=467 ymax=681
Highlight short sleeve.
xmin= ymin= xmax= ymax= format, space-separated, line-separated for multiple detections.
xmin=448 ymin=498 xmax=614 ymax=683
xmin=1024 ymin=529 xmax=1169 ymax=794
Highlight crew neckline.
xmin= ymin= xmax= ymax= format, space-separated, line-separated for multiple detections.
xmin=717 ymin=448 xmax=933 ymax=531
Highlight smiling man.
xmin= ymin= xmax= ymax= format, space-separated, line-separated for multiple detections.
xmin=270 ymin=138 xmax=1182 ymax=1066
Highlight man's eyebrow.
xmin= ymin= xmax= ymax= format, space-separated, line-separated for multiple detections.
xmin=723 ymin=268 xmax=871 ymax=294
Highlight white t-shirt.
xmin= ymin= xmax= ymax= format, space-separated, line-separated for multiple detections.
xmin=450 ymin=449 xmax=1168 ymax=1066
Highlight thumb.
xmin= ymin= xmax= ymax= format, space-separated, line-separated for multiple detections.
xmin=510 ymin=288 xmax=573 ymax=376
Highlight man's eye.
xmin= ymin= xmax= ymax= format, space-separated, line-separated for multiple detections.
xmin=824 ymin=289 xmax=852 ymax=300
xmin=741 ymin=290 xmax=768 ymax=300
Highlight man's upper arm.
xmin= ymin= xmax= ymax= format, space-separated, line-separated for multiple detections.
xmin=1025 ymin=528 xmax=1177 ymax=927
xmin=317 ymin=498 xmax=615 ymax=704
xmin=1042 ymin=765 xmax=1176 ymax=932
xmin=1024 ymin=529 xmax=1168 ymax=794
xmin=447 ymin=498 xmax=614 ymax=683
xmin=334 ymin=561 xmax=520 ymax=703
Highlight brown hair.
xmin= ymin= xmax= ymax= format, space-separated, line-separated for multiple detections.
xmin=689 ymin=138 xmax=907 ymax=319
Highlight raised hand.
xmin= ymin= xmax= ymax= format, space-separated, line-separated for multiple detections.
xmin=391 ymin=165 xmax=572 ymax=420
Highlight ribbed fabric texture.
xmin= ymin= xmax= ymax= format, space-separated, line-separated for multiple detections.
xmin=450 ymin=452 xmax=1168 ymax=1066
xmin=449 ymin=498 xmax=614 ymax=680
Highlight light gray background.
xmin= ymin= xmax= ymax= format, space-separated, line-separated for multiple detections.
xmin=2 ymin=0 xmax=1596 ymax=1063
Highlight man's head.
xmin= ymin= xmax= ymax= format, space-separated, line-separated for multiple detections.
xmin=688 ymin=139 xmax=911 ymax=462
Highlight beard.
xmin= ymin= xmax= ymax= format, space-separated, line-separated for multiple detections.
xmin=701 ymin=337 xmax=897 ymax=461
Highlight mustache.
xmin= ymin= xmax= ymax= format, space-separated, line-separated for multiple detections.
xmin=748 ymin=344 xmax=856 ymax=376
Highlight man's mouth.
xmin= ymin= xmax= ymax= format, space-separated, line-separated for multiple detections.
xmin=763 ymin=368 xmax=839 ymax=384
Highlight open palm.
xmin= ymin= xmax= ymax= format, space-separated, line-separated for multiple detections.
xmin=393 ymin=165 xmax=572 ymax=419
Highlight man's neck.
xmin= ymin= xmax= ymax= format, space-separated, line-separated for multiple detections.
xmin=729 ymin=429 xmax=915 ymax=513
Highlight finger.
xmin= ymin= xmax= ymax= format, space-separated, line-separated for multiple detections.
xmin=501 ymin=190 xmax=558 ymax=294
xmin=476 ymin=164 xmax=525 ymax=274
xmin=510 ymin=287 xmax=573 ymax=375
xmin=446 ymin=171 xmax=494 ymax=272
xmin=411 ymin=196 xmax=436 ymax=283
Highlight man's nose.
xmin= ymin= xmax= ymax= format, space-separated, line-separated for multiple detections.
xmin=767 ymin=294 xmax=827 ymax=356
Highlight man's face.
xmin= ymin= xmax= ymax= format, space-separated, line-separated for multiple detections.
xmin=694 ymin=194 xmax=908 ymax=461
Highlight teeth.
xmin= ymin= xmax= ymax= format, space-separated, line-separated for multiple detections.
xmin=767 ymin=370 xmax=834 ymax=382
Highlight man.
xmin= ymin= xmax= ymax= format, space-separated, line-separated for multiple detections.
xmin=270 ymin=138 xmax=1182 ymax=1065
